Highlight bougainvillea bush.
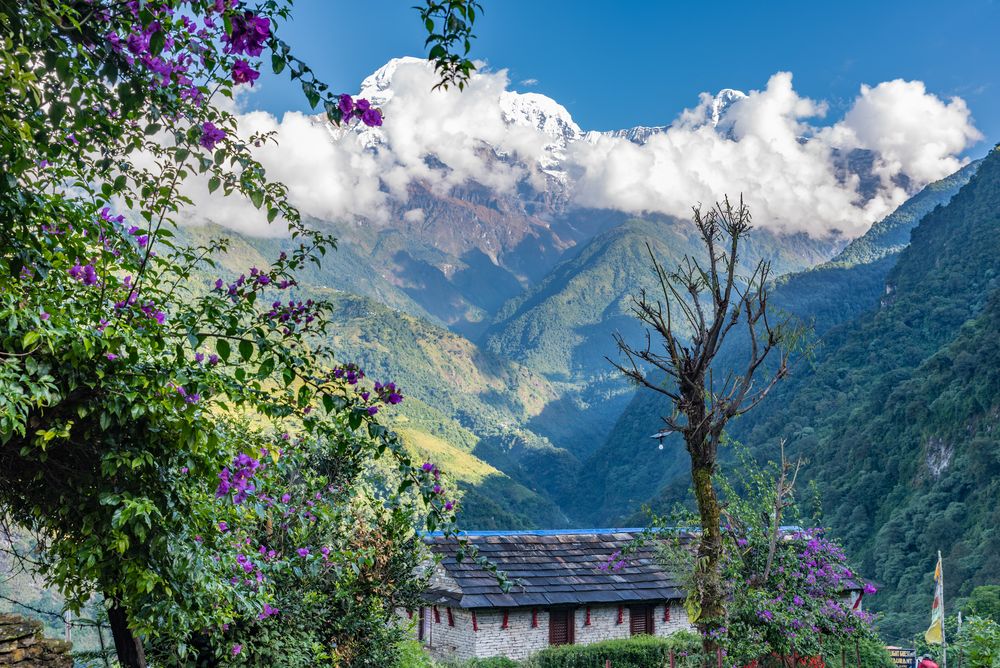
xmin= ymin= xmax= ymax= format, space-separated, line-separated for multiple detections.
xmin=0 ymin=0 xmax=482 ymax=665
xmin=652 ymin=445 xmax=891 ymax=667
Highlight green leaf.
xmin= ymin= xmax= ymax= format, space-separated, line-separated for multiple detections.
xmin=216 ymin=339 xmax=231 ymax=362
xmin=21 ymin=330 xmax=40 ymax=348
xmin=208 ymin=176 xmax=220 ymax=193
xmin=238 ymin=340 xmax=253 ymax=362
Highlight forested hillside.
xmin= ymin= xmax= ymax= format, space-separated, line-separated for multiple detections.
xmin=575 ymin=161 xmax=980 ymax=524
xmin=587 ymin=147 xmax=999 ymax=640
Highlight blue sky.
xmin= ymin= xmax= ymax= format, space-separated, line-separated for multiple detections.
xmin=249 ymin=0 xmax=998 ymax=155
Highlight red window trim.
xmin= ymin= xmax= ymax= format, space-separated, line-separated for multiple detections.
xmin=472 ymin=611 xmax=478 ymax=632
xmin=406 ymin=610 xmax=413 ymax=620
xmin=663 ymin=603 xmax=671 ymax=622
xmin=501 ymin=610 xmax=509 ymax=629
xmin=433 ymin=606 xmax=440 ymax=623
xmin=617 ymin=605 xmax=624 ymax=624
xmin=584 ymin=606 xmax=591 ymax=626
xmin=447 ymin=607 xmax=455 ymax=627
xmin=531 ymin=608 xmax=538 ymax=628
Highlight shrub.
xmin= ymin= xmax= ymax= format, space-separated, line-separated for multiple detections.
xmin=526 ymin=632 xmax=704 ymax=668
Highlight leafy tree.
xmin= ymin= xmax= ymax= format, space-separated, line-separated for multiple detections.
xmin=965 ymin=585 xmax=1000 ymax=622
xmin=611 ymin=198 xmax=795 ymax=648
xmin=0 ymin=0 xmax=483 ymax=665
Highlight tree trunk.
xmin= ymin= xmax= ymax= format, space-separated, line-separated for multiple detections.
xmin=691 ymin=461 xmax=725 ymax=652
xmin=106 ymin=597 xmax=146 ymax=668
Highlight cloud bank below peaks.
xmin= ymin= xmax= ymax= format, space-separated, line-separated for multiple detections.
xmin=197 ymin=58 xmax=981 ymax=239
xmin=570 ymin=72 xmax=981 ymax=237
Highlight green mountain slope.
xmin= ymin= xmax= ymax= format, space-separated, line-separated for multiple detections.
xmin=577 ymin=161 xmax=981 ymax=525
xmin=727 ymin=147 xmax=1000 ymax=639
xmin=580 ymin=149 xmax=999 ymax=640
xmin=483 ymin=217 xmax=840 ymax=460
xmin=176 ymin=225 xmax=572 ymax=529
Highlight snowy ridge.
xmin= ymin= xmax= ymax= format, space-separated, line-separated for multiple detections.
xmin=322 ymin=58 xmax=751 ymax=193
xmin=498 ymin=91 xmax=582 ymax=145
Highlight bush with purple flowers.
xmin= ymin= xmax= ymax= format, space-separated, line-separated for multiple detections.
xmin=0 ymin=1 xmax=485 ymax=666
xmin=653 ymin=444 xmax=890 ymax=666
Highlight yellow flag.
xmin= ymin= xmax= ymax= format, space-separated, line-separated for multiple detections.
xmin=924 ymin=555 xmax=944 ymax=644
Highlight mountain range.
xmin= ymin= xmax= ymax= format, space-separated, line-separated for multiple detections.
xmin=198 ymin=59 xmax=996 ymax=641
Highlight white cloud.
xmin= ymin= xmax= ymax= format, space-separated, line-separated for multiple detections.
xmin=403 ymin=208 xmax=425 ymax=223
xmin=568 ymin=72 xmax=980 ymax=238
xmin=822 ymin=79 xmax=983 ymax=185
xmin=520 ymin=78 xmax=539 ymax=87
xmin=183 ymin=61 xmax=981 ymax=241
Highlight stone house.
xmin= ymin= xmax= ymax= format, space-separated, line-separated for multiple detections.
xmin=407 ymin=529 xmax=694 ymax=662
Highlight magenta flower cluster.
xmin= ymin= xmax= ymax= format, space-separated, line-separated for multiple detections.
xmin=223 ymin=11 xmax=270 ymax=58
xmin=103 ymin=2 xmax=205 ymax=104
xmin=266 ymin=299 xmax=316 ymax=327
xmin=200 ymin=122 xmax=226 ymax=150
xmin=68 ymin=262 xmax=99 ymax=286
xmin=597 ymin=549 xmax=627 ymax=572
xmin=216 ymin=453 xmax=261 ymax=504
xmin=337 ymin=94 xmax=383 ymax=127
xmin=420 ymin=462 xmax=455 ymax=511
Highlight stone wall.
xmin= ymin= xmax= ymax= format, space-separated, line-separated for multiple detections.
xmin=0 ymin=614 xmax=72 ymax=667
xmin=422 ymin=606 xmax=478 ymax=662
xmin=408 ymin=602 xmax=692 ymax=661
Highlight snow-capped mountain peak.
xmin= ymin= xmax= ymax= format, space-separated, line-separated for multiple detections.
xmin=356 ymin=56 xmax=427 ymax=106
xmin=498 ymin=91 xmax=582 ymax=145
xmin=709 ymin=88 xmax=747 ymax=127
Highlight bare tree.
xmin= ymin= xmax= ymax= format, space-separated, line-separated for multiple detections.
xmin=610 ymin=196 xmax=794 ymax=647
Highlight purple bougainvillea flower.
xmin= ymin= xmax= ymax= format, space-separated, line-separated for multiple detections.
xmin=218 ymin=521 xmax=228 ymax=532
xmin=232 ymin=59 xmax=260 ymax=86
xmin=200 ymin=122 xmax=226 ymax=150
xmin=40 ymin=311 xmax=49 ymax=321
xmin=106 ymin=353 xmax=118 ymax=360
xmin=361 ymin=108 xmax=383 ymax=127
xmin=296 ymin=547 xmax=309 ymax=558
xmin=338 ymin=94 xmax=354 ymax=117
xmin=231 ymin=644 xmax=242 ymax=657
xmin=223 ymin=12 xmax=270 ymax=57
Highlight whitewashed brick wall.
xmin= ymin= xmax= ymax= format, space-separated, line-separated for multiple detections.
xmin=401 ymin=602 xmax=692 ymax=661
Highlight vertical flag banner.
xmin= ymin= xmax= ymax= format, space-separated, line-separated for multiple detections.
xmin=925 ymin=555 xmax=944 ymax=644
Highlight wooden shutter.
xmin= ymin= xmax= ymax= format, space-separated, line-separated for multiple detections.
xmin=548 ymin=609 xmax=574 ymax=645
xmin=417 ymin=607 xmax=426 ymax=641
xmin=629 ymin=605 xmax=654 ymax=636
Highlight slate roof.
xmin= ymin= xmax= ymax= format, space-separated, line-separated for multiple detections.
xmin=422 ymin=528 xmax=692 ymax=609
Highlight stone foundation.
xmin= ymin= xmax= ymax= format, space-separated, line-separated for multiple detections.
xmin=0 ymin=614 xmax=72 ymax=667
